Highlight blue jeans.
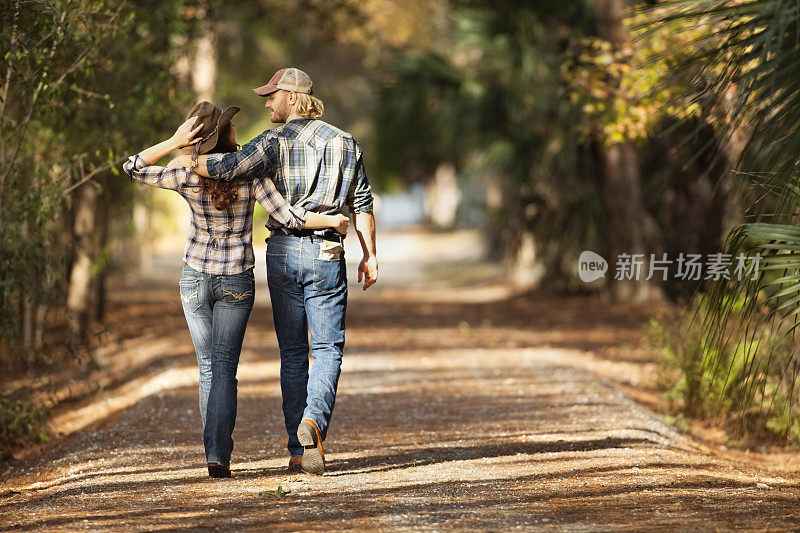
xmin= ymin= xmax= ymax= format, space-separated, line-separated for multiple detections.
xmin=179 ymin=264 xmax=255 ymax=466
xmin=266 ymin=235 xmax=347 ymax=457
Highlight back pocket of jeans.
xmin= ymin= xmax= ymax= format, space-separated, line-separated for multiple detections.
xmin=266 ymin=253 xmax=290 ymax=288
xmin=179 ymin=279 xmax=202 ymax=313
xmin=221 ymin=275 xmax=255 ymax=307
xmin=313 ymin=257 xmax=344 ymax=293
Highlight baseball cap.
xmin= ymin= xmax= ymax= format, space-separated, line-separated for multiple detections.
xmin=253 ymin=67 xmax=313 ymax=96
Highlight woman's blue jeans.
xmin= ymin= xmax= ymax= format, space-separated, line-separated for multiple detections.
xmin=266 ymin=235 xmax=347 ymax=458
xmin=179 ymin=264 xmax=255 ymax=467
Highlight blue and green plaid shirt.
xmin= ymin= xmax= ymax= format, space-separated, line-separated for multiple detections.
xmin=206 ymin=118 xmax=373 ymax=227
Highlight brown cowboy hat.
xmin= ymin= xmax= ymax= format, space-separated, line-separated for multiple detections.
xmin=181 ymin=101 xmax=240 ymax=155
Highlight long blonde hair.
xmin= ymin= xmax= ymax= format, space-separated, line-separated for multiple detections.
xmin=295 ymin=93 xmax=324 ymax=119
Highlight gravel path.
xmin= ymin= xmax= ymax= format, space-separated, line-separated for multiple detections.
xmin=1 ymin=230 xmax=799 ymax=531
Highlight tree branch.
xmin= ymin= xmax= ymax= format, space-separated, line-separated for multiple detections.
xmin=0 ymin=0 xmax=21 ymax=169
xmin=62 ymin=157 xmax=124 ymax=196
xmin=0 ymin=8 xmax=70 ymax=188
xmin=52 ymin=49 xmax=91 ymax=88
xmin=69 ymin=84 xmax=110 ymax=101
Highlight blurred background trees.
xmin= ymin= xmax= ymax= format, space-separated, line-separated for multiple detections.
xmin=1 ymin=0 xmax=188 ymax=362
xmin=2 ymin=0 xmax=799 ymax=449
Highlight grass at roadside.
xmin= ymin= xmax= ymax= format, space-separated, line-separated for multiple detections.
xmin=647 ymin=305 xmax=800 ymax=447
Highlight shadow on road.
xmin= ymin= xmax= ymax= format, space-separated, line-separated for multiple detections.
xmin=2 ymin=230 xmax=799 ymax=530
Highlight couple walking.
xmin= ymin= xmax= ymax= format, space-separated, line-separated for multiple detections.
xmin=122 ymin=68 xmax=378 ymax=478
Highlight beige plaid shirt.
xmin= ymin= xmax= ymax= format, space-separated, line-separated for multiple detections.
xmin=123 ymin=155 xmax=306 ymax=275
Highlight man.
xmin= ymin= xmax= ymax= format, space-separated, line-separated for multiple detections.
xmin=190 ymin=67 xmax=378 ymax=475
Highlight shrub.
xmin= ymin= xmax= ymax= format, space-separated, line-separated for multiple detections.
xmin=0 ymin=390 xmax=50 ymax=458
xmin=648 ymin=303 xmax=800 ymax=445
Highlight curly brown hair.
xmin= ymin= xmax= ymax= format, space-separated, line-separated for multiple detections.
xmin=193 ymin=125 xmax=239 ymax=210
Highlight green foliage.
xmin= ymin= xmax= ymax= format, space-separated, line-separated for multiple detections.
xmin=259 ymin=485 xmax=291 ymax=498
xmin=373 ymin=52 xmax=470 ymax=181
xmin=644 ymin=0 xmax=800 ymax=183
xmin=373 ymin=2 xmax=603 ymax=269
xmin=643 ymin=1 xmax=800 ymax=439
xmin=692 ymin=212 xmax=800 ymax=436
xmin=370 ymin=1 xmax=740 ymax=285
xmin=563 ymin=9 xmax=707 ymax=147
xmin=0 ymin=0 xmax=114 ymax=355
xmin=0 ymin=0 xmax=189 ymax=365
xmin=649 ymin=302 xmax=800 ymax=444
xmin=374 ymin=3 xmax=591 ymax=180
xmin=0 ymin=390 xmax=50 ymax=456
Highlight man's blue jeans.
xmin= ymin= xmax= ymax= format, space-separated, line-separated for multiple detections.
xmin=179 ymin=264 xmax=255 ymax=466
xmin=266 ymin=235 xmax=347 ymax=458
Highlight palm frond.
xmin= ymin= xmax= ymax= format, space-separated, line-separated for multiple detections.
xmin=642 ymin=1 xmax=800 ymax=193
xmin=695 ymin=216 xmax=800 ymax=424
xmin=639 ymin=1 xmax=800 ymax=434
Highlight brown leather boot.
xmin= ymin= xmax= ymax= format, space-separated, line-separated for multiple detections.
xmin=207 ymin=462 xmax=231 ymax=478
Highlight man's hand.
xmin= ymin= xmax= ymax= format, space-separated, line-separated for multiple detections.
xmin=171 ymin=118 xmax=203 ymax=149
xmin=334 ymin=214 xmax=350 ymax=235
xmin=357 ymin=255 xmax=378 ymax=291
xmin=353 ymin=211 xmax=377 ymax=291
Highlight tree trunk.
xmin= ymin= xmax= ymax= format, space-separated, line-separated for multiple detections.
xmin=482 ymin=170 xmax=505 ymax=261
xmin=131 ymin=194 xmax=153 ymax=272
xmin=93 ymin=185 xmax=109 ymax=322
xmin=22 ymin=292 xmax=33 ymax=355
xmin=509 ymin=228 xmax=545 ymax=289
xmin=594 ymin=0 xmax=661 ymax=301
xmin=172 ymin=0 xmax=218 ymax=101
xmin=34 ymin=303 xmax=46 ymax=352
xmin=19 ymin=220 xmax=33 ymax=363
xmin=425 ymin=162 xmax=461 ymax=229
xmin=480 ymin=166 xmax=545 ymax=289
xmin=191 ymin=2 xmax=217 ymax=103
xmin=598 ymin=143 xmax=656 ymax=300
xmin=66 ymin=183 xmax=98 ymax=346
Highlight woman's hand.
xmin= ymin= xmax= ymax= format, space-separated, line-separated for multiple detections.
xmin=134 ymin=119 xmax=202 ymax=167
xmin=334 ymin=214 xmax=350 ymax=235
xmin=171 ymin=118 xmax=203 ymax=149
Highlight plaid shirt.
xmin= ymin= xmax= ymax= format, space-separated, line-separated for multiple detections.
xmin=123 ymin=155 xmax=306 ymax=275
xmin=205 ymin=118 xmax=373 ymax=227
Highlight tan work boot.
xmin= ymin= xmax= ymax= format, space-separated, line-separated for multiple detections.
xmin=297 ymin=419 xmax=325 ymax=475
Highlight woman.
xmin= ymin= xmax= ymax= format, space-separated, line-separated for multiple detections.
xmin=123 ymin=102 xmax=348 ymax=478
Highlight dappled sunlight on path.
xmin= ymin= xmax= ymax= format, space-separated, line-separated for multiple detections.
xmin=2 ymin=230 xmax=800 ymax=530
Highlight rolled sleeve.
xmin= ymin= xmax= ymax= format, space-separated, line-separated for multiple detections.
xmin=252 ymin=177 xmax=305 ymax=230
xmin=204 ymin=153 xmax=225 ymax=177
xmin=346 ymin=153 xmax=374 ymax=213
xmin=122 ymin=154 xmax=188 ymax=190
xmin=289 ymin=204 xmax=308 ymax=223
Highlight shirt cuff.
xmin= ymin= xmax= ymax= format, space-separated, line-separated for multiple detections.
xmin=205 ymin=153 xmax=224 ymax=177
xmin=350 ymin=203 xmax=374 ymax=214
xmin=289 ymin=205 xmax=308 ymax=223
xmin=129 ymin=154 xmax=148 ymax=169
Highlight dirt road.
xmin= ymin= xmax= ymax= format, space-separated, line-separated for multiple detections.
xmin=2 ymin=230 xmax=799 ymax=531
